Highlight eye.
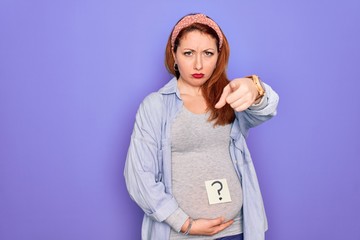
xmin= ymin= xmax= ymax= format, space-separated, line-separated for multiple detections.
xmin=204 ymin=51 xmax=214 ymax=56
xmin=183 ymin=51 xmax=193 ymax=56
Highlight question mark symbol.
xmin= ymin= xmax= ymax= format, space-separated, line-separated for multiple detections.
xmin=211 ymin=181 xmax=223 ymax=201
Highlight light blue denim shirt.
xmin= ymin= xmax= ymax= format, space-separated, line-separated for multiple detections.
xmin=124 ymin=77 xmax=279 ymax=240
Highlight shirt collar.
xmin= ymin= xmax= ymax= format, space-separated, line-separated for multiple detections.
xmin=158 ymin=77 xmax=181 ymax=99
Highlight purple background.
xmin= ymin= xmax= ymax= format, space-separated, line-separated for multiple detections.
xmin=1 ymin=0 xmax=359 ymax=239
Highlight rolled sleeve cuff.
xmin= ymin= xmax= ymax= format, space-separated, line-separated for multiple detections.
xmin=249 ymin=91 xmax=268 ymax=111
xmin=165 ymin=207 xmax=189 ymax=232
xmin=148 ymin=197 xmax=180 ymax=222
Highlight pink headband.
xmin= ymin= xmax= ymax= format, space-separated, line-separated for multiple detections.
xmin=171 ymin=14 xmax=223 ymax=49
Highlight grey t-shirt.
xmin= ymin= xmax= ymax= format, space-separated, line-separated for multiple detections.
xmin=168 ymin=106 xmax=243 ymax=239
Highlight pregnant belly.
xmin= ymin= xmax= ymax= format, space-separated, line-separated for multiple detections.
xmin=172 ymin=175 xmax=243 ymax=221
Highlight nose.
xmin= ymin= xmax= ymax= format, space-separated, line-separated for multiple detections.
xmin=194 ymin=55 xmax=203 ymax=71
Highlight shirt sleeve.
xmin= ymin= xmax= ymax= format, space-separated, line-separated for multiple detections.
xmin=235 ymin=82 xmax=279 ymax=137
xmin=124 ymin=93 xmax=179 ymax=222
xmin=248 ymin=92 xmax=268 ymax=111
xmin=165 ymin=207 xmax=189 ymax=233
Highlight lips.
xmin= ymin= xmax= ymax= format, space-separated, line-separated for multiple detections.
xmin=192 ymin=73 xmax=204 ymax=79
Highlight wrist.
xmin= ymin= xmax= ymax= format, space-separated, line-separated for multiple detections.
xmin=180 ymin=218 xmax=190 ymax=233
xmin=181 ymin=218 xmax=194 ymax=235
xmin=246 ymin=74 xmax=265 ymax=101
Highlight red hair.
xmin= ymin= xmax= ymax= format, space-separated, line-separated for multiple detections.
xmin=165 ymin=15 xmax=235 ymax=126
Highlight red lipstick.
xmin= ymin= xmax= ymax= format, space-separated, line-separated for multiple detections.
xmin=192 ymin=73 xmax=204 ymax=79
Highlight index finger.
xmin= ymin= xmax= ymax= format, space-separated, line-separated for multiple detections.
xmin=215 ymin=84 xmax=231 ymax=109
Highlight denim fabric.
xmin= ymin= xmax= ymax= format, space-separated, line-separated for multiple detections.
xmin=216 ymin=233 xmax=244 ymax=240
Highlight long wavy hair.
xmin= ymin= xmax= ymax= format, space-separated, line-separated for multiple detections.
xmin=165 ymin=14 xmax=235 ymax=126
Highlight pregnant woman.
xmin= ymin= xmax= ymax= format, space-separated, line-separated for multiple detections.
xmin=124 ymin=13 xmax=279 ymax=240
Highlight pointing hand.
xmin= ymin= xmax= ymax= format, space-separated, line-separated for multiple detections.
xmin=215 ymin=77 xmax=259 ymax=112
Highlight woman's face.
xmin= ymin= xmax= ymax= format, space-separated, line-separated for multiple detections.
xmin=173 ymin=30 xmax=219 ymax=88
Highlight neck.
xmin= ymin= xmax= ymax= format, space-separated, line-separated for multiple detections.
xmin=177 ymin=78 xmax=203 ymax=97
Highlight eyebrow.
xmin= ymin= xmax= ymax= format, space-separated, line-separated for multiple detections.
xmin=182 ymin=48 xmax=216 ymax=51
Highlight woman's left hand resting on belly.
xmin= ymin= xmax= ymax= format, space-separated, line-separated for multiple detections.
xmin=180 ymin=217 xmax=234 ymax=236
xmin=215 ymin=77 xmax=261 ymax=112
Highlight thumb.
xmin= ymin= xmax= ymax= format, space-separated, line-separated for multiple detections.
xmin=215 ymin=84 xmax=231 ymax=109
